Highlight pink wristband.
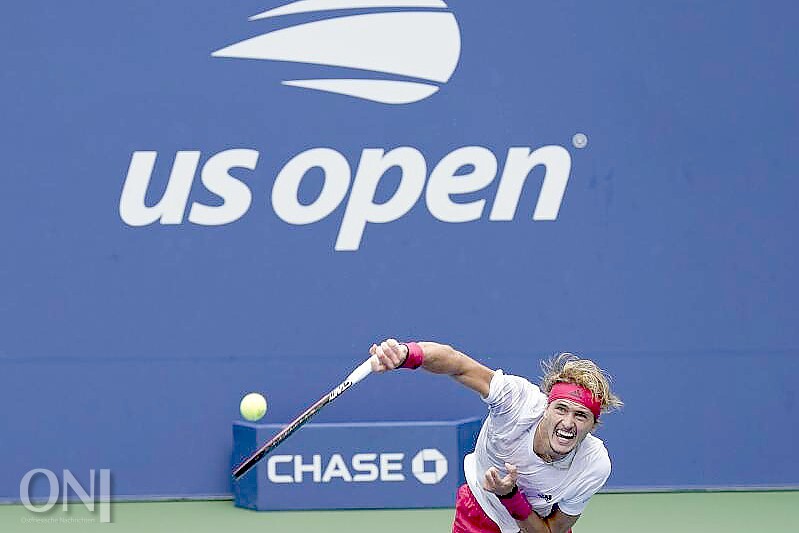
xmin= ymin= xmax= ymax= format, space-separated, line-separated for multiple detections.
xmin=399 ymin=342 xmax=424 ymax=369
xmin=498 ymin=487 xmax=533 ymax=521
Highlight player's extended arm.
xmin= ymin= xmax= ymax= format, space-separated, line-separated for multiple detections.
xmin=370 ymin=339 xmax=494 ymax=398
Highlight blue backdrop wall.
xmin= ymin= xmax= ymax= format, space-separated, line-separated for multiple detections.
xmin=1 ymin=1 xmax=797 ymax=500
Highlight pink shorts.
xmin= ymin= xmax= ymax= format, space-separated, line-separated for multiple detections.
xmin=451 ymin=483 xmax=572 ymax=533
xmin=452 ymin=484 xmax=501 ymax=533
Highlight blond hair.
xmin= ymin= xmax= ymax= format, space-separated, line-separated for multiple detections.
xmin=540 ymin=353 xmax=623 ymax=415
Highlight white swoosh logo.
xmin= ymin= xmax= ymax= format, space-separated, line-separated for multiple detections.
xmin=250 ymin=0 xmax=449 ymax=20
xmin=212 ymin=3 xmax=461 ymax=104
xmin=283 ymin=79 xmax=440 ymax=104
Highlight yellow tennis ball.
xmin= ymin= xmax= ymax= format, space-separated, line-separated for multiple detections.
xmin=240 ymin=393 xmax=268 ymax=422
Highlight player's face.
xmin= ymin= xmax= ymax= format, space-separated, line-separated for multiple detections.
xmin=542 ymin=400 xmax=596 ymax=457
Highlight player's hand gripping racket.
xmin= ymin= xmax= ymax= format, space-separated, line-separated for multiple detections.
xmin=232 ymin=356 xmax=374 ymax=480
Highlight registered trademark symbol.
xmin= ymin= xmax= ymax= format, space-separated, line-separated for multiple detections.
xmin=572 ymin=133 xmax=588 ymax=149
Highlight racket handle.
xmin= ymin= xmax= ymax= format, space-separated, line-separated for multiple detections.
xmin=345 ymin=357 xmax=373 ymax=385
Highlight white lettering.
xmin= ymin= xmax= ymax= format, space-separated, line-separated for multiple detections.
xmin=489 ymin=146 xmax=571 ymax=221
xmin=294 ymin=454 xmax=322 ymax=483
xmin=379 ymin=453 xmax=405 ymax=482
xmin=99 ymin=469 xmax=111 ymax=524
xmin=20 ymin=469 xmax=111 ymax=523
xmin=336 ymin=147 xmax=426 ymax=251
xmin=426 ymin=146 xmax=497 ymax=222
xmin=321 ymin=454 xmax=352 ymax=482
xmin=120 ymin=144 xmax=573 ymax=250
xmin=120 ymin=151 xmax=200 ymax=225
xmin=267 ymin=455 xmax=294 ymax=483
xmin=272 ymin=148 xmax=351 ymax=224
xmin=188 ymin=149 xmax=258 ymax=225
xmin=352 ymin=453 xmax=379 ymax=482
xmin=262 ymin=452 xmax=449 ymax=484
xmin=62 ymin=470 xmax=94 ymax=512
xmin=20 ymin=469 xmax=58 ymax=512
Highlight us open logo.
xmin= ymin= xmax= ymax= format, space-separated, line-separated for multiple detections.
xmin=212 ymin=0 xmax=461 ymax=104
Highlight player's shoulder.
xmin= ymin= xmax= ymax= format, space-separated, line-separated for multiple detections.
xmin=486 ymin=370 xmax=545 ymax=401
xmin=484 ymin=370 xmax=547 ymax=420
xmin=575 ymin=433 xmax=611 ymax=479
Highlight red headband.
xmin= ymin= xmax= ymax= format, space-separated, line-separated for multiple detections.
xmin=548 ymin=382 xmax=601 ymax=420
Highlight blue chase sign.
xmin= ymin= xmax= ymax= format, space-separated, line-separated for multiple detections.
xmin=233 ymin=418 xmax=482 ymax=510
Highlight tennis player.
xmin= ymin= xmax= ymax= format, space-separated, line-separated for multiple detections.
xmin=369 ymin=339 xmax=622 ymax=533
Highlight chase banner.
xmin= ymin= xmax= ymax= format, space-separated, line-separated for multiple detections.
xmin=233 ymin=419 xmax=482 ymax=509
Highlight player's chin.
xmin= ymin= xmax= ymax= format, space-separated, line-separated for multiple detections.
xmin=549 ymin=435 xmax=577 ymax=454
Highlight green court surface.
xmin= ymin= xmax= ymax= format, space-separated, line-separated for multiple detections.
xmin=1 ymin=492 xmax=796 ymax=532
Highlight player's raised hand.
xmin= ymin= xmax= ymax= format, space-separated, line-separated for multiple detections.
xmin=483 ymin=463 xmax=519 ymax=497
xmin=369 ymin=338 xmax=408 ymax=373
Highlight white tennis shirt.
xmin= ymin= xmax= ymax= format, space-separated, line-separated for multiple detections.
xmin=463 ymin=370 xmax=611 ymax=533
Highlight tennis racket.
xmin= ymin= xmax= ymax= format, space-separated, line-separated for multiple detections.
xmin=232 ymin=356 xmax=374 ymax=480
